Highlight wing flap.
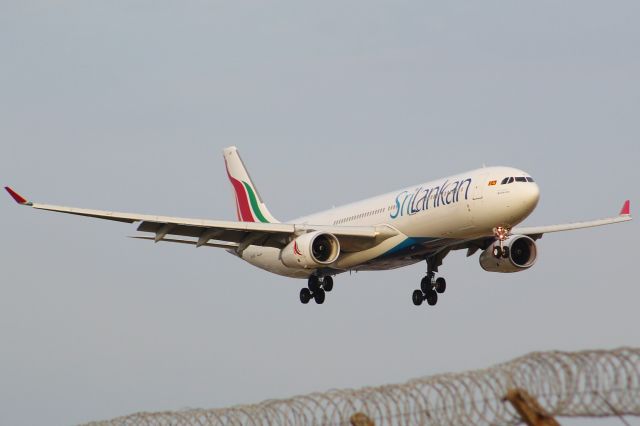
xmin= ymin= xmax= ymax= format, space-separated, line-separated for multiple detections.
xmin=130 ymin=236 xmax=239 ymax=249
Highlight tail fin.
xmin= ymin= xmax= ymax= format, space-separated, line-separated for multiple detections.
xmin=223 ymin=146 xmax=280 ymax=223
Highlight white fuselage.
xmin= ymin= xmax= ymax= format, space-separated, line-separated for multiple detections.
xmin=239 ymin=166 xmax=541 ymax=278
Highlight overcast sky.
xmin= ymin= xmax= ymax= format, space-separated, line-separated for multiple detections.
xmin=1 ymin=1 xmax=638 ymax=425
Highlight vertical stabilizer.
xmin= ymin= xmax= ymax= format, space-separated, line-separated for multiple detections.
xmin=223 ymin=147 xmax=280 ymax=223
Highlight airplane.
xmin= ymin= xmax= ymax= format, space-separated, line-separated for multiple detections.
xmin=5 ymin=147 xmax=632 ymax=307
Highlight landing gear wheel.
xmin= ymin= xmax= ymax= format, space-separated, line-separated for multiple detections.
xmin=425 ymin=290 xmax=438 ymax=306
xmin=502 ymin=246 xmax=510 ymax=259
xmin=493 ymin=246 xmax=503 ymax=258
xmin=314 ymin=288 xmax=326 ymax=304
xmin=300 ymin=288 xmax=312 ymax=304
xmin=435 ymin=277 xmax=446 ymax=294
xmin=420 ymin=276 xmax=432 ymax=293
xmin=308 ymin=275 xmax=320 ymax=292
xmin=322 ymin=276 xmax=333 ymax=292
xmin=412 ymin=289 xmax=424 ymax=306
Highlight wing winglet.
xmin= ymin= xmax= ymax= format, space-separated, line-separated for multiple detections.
xmin=4 ymin=187 xmax=32 ymax=206
xmin=619 ymin=200 xmax=630 ymax=216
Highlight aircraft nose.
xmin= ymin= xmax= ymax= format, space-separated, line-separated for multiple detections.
xmin=521 ymin=182 xmax=540 ymax=213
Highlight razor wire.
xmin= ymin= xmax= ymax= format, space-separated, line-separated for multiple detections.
xmin=83 ymin=347 xmax=640 ymax=426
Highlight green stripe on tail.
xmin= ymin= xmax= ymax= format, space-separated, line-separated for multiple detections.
xmin=242 ymin=181 xmax=270 ymax=223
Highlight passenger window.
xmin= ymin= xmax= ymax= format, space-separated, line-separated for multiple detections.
xmin=526 ymin=177 xmax=535 ymax=182
xmin=515 ymin=177 xmax=526 ymax=182
xmin=501 ymin=177 xmax=509 ymax=185
xmin=508 ymin=177 xmax=514 ymax=184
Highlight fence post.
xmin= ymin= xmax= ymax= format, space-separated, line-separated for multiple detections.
xmin=503 ymin=388 xmax=560 ymax=426
xmin=350 ymin=412 xmax=375 ymax=426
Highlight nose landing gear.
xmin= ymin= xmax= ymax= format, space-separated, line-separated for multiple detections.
xmin=300 ymin=275 xmax=334 ymax=305
xmin=493 ymin=226 xmax=512 ymax=258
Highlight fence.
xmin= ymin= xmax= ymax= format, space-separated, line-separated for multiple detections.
xmin=84 ymin=347 xmax=640 ymax=425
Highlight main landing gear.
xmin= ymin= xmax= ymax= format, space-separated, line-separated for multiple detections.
xmin=412 ymin=257 xmax=447 ymax=307
xmin=412 ymin=275 xmax=446 ymax=306
xmin=300 ymin=275 xmax=333 ymax=305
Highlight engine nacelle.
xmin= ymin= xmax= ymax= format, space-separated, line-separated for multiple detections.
xmin=281 ymin=231 xmax=341 ymax=269
xmin=479 ymin=235 xmax=537 ymax=273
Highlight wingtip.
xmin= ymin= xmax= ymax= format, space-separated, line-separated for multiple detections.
xmin=223 ymin=146 xmax=238 ymax=153
xmin=5 ymin=186 xmax=31 ymax=205
xmin=619 ymin=200 xmax=630 ymax=216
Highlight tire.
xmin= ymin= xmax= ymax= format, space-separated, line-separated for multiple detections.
xmin=300 ymin=288 xmax=312 ymax=304
xmin=420 ymin=276 xmax=432 ymax=293
xmin=493 ymin=246 xmax=503 ymax=258
xmin=412 ymin=289 xmax=424 ymax=306
xmin=314 ymin=288 xmax=326 ymax=304
xmin=435 ymin=277 xmax=446 ymax=294
xmin=426 ymin=290 xmax=438 ymax=306
xmin=308 ymin=275 xmax=320 ymax=292
xmin=322 ymin=276 xmax=334 ymax=292
xmin=502 ymin=246 xmax=510 ymax=259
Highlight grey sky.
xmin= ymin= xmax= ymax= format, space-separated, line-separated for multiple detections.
xmin=1 ymin=1 xmax=638 ymax=425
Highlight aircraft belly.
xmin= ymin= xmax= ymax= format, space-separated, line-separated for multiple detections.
xmin=354 ymin=258 xmax=422 ymax=271
xmin=239 ymin=246 xmax=311 ymax=279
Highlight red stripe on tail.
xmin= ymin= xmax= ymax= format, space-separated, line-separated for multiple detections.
xmin=225 ymin=159 xmax=254 ymax=222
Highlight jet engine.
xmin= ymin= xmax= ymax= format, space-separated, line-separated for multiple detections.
xmin=479 ymin=235 xmax=537 ymax=273
xmin=281 ymin=231 xmax=340 ymax=269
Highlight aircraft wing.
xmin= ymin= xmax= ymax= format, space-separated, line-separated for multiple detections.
xmin=4 ymin=187 xmax=397 ymax=252
xmin=427 ymin=200 xmax=631 ymax=260
xmin=511 ymin=200 xmax=631 ymax=239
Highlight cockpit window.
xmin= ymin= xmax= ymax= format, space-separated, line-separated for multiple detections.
xmin=501 ymin=176 xmax=535 ymax=184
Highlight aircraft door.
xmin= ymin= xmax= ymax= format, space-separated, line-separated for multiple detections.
xmin=472 ymin=173 xmax=487 ymax=200
xmin=468 ymin=172 xmax=488 ymax=227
